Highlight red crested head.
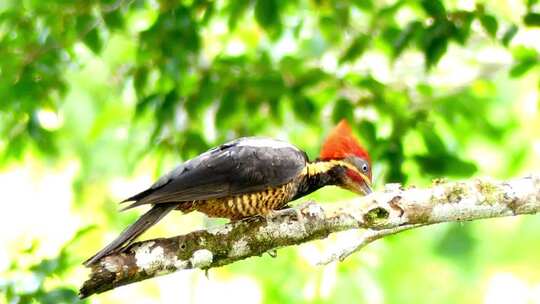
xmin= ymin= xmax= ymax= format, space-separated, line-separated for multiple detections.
xmin=320 ymin=119 xmax=372 ymax=194
xmin=320 ymin=120 xmax=371 ymax=163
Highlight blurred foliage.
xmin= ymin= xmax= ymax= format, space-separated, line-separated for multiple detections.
xmin=0 ymin=227 xmax=93 ymax=304
xmin=1 ymin=0 xmax=540 ymax=303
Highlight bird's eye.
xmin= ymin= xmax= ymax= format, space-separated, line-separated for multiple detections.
xmin=362 ymin=164 xmax=368 ymax=172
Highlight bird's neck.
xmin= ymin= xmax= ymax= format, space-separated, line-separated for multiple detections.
xmin=292 ymin=160 xmax=347 ymax=200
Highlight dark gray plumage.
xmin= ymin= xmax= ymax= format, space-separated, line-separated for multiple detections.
xmin=122 ymin=137 xmax=308 ymax=209
xmin=84 ymin=203 xmax=177 ymax=266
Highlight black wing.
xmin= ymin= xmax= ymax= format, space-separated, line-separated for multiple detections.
xmin=122 ymin=137 xmax=308 ymax=209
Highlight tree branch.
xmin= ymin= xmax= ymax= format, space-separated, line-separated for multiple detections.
xmin=79 ymin=175 xmax=540 ymax=298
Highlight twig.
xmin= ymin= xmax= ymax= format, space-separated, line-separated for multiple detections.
xmin=316 ymin=224 xmax=422 ymax=265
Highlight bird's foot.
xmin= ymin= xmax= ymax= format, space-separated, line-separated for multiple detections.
xmin=265 ymin=208 xmax=298 ymax=220
xmin=236 ymin=201 xmax=321 ymax=225
xmin=236 ymin=215 xmax=264 ymax=224
xmin=296 ymin=201 xmax=320 ymax=216
xmin=266 ymin=201 xmax=319 ymax=223
xmin=266 ymin=249 xmax=278 ymax=258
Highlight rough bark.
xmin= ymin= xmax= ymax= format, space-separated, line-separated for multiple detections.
xmin=80 ymin=175 xmax=540 ymax=298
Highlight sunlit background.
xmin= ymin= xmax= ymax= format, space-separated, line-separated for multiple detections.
xmin=1 ymin=0 xmax=540 ymax=303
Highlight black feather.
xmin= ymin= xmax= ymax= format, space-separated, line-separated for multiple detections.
xmin=83 ymin=203 xmax=177 ymax=266
xmin=120 ymin=137 xmax=308 ymax=208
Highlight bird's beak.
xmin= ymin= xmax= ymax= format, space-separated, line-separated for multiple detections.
xmin=344 ymin=172 xmax=372 ymax=196
xmin=360 ymin=179 xmax=372 ymax=194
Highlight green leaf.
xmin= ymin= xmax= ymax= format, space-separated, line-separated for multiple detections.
xmin=198 ymin=1 xmax=215 ymax=25
xmin=421 ymin=128 xmax=446 ymax=155
xmin=291 ymin=68 xmax=328 ymax=89
xmin=333 ymin=1 xmax=351 ymax=28
xmin=319 ymin=15 xmax=343 ymax=45
xmin=292 ymin=94 xmax=316 ymax=122
xmin=452 ymin=11 xmax=474 ymax=44
xmin=216 ymin=91 xmax=238 ymax=129
xmin=83 ymin=28 xmax=103 ymax=54
xmin=356 ymin=120 xmax=376 ymax=146
xmin=339 ymin=34 xmax=369 ymax=64
xmin=27 ymin=114 xmax=58 ymax=156
xmin=509 ymin=59 xmax=537 ymax=77
xmin=332 ymin=98 xmax=354 ymax=123
xmin=135 ymin=94 xmax=159 ymax=118
xmin=510 ymin=47 xmax=538 ymax=77
xmin=513 ymin=46 xmax=538 ymax=60
xmin=185 ymin=75 xmax=215 ymax=118
xmin=421 ymin=20 xmax=454 ymax=68
xmin=524 ymin=13 xmax=540 ymax=27
xmin=381 ymin=26 xmax=402 ymax=50
xmin=76 ymin=14 xmax=103 ymax=54
xmin=424 ymin=37 xmax=447 ymax=68
xmin=393 ymin=21 xmax=422 ymax=57
xmin=182 ymin=131 xmax=209 ymax=158
xmin=444 ymin=156 xmax=477 ymax=177
xmin=76 ymin=14 xmax=96 ymax=34
xmin=103 ymin=10 xmax=124 ymax=30
xmin=479 ymin=14 xmax=498 ymax=38
xmin=351 ymin=0 xmax=374 ymax=10
xmin=227 ymin=0 xmax=250 ymax=29
xmin=268 ymin=98 xmax=283 ymax=123
xmin=415 ymin=154 xmax=477 ymax=176
xmin=133 ymin=66 xmax=149 ymax=96
xmin=501 ymin=24 xmax=518 ymax=46
xmin=421 ymin=0 xmax=446 ymax=18
xmin=255 ymin=0 xmax=280 ymax=30
xmin=154 ymin=90 xmax=178 ymax=128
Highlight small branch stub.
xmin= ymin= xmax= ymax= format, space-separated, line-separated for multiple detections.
xmin=80 ymin=175 xmax=540 ymax=298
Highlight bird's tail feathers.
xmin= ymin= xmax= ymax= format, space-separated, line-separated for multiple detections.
xmin=83 ymin=203 xmax=177 ymax=266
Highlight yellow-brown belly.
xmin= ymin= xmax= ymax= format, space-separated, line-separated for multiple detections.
xmin=180 ymin=182 xmax=298 ymax=220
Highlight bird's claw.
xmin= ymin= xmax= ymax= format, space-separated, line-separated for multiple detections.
xmin=266 ymin=249 xmax=278 ymax=258
xmin=266 ymin=201 xmax=318 ymax=224
xmin=236 ymin=215 xmax=265 ymax=224
xmin=237 ymin=201 xmax=319 ymax=225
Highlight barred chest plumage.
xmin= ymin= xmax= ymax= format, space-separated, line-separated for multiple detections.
xmin=179 ymin=180 xmax=301 ymax=220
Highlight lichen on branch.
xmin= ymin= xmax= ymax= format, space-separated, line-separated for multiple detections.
xmin=80 ymin=175 xmax=540 ymax=298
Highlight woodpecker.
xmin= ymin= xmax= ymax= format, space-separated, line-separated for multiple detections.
xmin=84 ymin=120 xmax=372 ymax=265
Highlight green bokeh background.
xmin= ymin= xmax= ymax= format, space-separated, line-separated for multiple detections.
xmin=1 ymin=0 xmax=540 ymax=303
